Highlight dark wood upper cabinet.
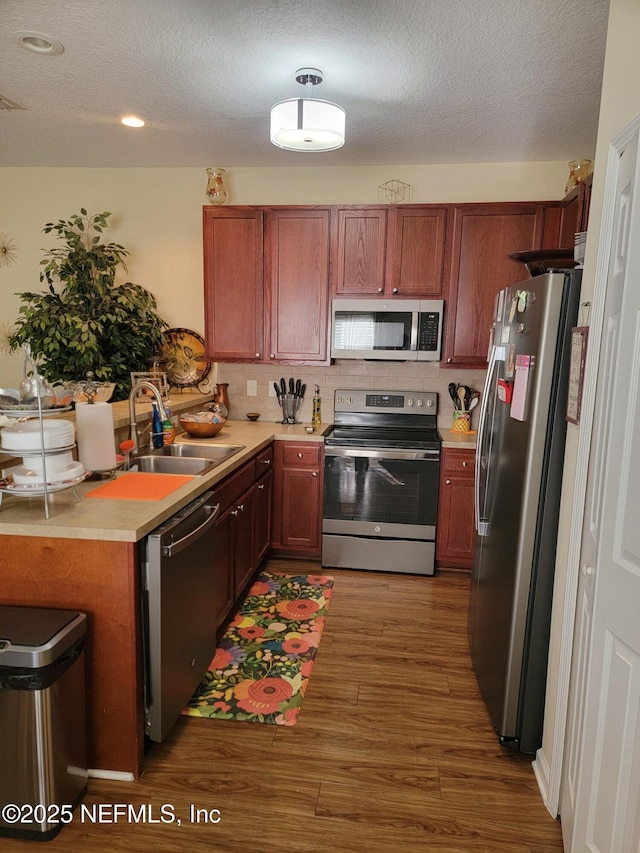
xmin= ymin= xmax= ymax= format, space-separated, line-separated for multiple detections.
xmin=265 ymin=208 xmax=331 ymax=363
xmin=335 ymin=207 xmax=387 ymax=295
xmin=387 ymin=206 xmax=448 ymax=297
xmin=559 ymin=173 xmax=593 ymax=248
xmin=334 ymin=205 xmax=447 ymax=297
xmin=203 ymin=207 xmax=264 ymax=361
xmin=442 ymin=203 xmax=549 ymax=368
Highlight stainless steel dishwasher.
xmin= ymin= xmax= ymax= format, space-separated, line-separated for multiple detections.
xmin=142 ymin=490 xmax=220 ymax=742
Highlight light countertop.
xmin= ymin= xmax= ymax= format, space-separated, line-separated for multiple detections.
xmin=0 ymin=408 xmax=329 ymax=542
xmin=440 ymin=431 xmax=477 ymax=450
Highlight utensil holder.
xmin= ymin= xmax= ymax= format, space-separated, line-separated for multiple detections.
xmin=279 ymin=394 xmax=301 ymax=424
xmin=452 ymin=411 xmax=471 ymax=433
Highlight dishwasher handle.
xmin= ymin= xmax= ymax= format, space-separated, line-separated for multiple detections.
xmin=160 ymin=496 xmax=220 ymax=558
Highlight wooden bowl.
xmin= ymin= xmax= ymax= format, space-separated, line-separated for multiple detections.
xmin=179 ymin=418 xmax=225 ymax=438
xmin=246 ymin=412 xmax=260 ymax=421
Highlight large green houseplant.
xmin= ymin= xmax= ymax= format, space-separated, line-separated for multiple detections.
xmin=10 ymin=209 xmax=168 ymax=401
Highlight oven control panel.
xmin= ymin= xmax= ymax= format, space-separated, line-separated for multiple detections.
xmin=334 ymin=389 xmax=438 ymax=415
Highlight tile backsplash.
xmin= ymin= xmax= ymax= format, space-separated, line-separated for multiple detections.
xmin=213 ymin=360 xmax=486 ymax=433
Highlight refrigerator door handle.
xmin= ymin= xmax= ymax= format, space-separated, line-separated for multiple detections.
xmin=475 ymin=345 xmax=506 ymax=535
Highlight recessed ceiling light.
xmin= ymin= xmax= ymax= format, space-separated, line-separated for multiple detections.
xmin=13 ymin=30 xmax=64 ymax=56
xmin=121 ymin=116 xmax=147 ymax=128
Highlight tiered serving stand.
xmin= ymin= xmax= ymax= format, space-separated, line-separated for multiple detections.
xmin=0 ymin=349 xmax=90 ymax=517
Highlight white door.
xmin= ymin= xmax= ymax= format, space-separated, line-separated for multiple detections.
xmin=571 ymin=126 xmax=640 ymax=850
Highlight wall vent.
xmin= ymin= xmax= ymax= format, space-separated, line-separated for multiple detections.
xmin=0 ymin=94 xmax=25 ymax=110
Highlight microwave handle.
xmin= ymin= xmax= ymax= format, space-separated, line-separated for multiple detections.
xmin=410 ymin=312 xmax=419 ymax=351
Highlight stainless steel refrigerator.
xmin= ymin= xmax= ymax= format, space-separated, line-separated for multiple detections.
xmin=468 ymin=269 xmax=582 ymax=754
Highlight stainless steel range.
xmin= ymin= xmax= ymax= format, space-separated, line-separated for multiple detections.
xmin=321 ymin=389 xmax=441 ymax=575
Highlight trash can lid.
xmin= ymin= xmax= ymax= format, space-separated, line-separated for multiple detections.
xmin=0 ymin=606 xmax=86 ymax=668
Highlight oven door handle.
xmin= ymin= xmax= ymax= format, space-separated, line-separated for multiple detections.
xmin=325 ymin=447 xmax=440 ymax=461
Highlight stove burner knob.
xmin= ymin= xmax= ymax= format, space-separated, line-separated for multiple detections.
xmin=426 ymin=398 xmax=433 ymax=407
xmin=417 ymin=398 xmax=425 ymax=407
xmin=407 ymin=398 xmax=415 ymax=407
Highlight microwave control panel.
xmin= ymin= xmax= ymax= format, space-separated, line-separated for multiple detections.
xmin=418 ymin=311 xmax=441 ymax=352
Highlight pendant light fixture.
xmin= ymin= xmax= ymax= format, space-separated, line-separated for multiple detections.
xmin=270 ymin=68 xmax=345 ymax=152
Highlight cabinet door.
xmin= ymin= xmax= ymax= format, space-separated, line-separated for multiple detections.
xmin=253 ymin=468 xmax=273 ymax=568
xmin=335 ymin=207 xmax=387 ymax=295
xmin=388 ymin=206 xmax=447 ymax=297
xmin=203 ymin=207 xmax=264 ymax=361
xmin=266 ymin=208 xmax=331 ymax=363
xmin=232 ymin=485 xmax=257 ymax=600
xmin=436 ymin=448 xmax=475 ymax=569
xmin=213 ymin=507 xmax=235 ymax=629
xmin=272 ymin=442 xmax=323 ymax=555
xmin=443 ymin=203 xmax=546 ymax=368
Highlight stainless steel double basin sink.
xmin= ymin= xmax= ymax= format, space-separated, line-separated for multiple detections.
xmin=131 ymin=443 xmax=245 ymax=476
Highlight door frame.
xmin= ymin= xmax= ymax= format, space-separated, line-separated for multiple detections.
xmin=540 ymin=115 xmax=640 ymax=817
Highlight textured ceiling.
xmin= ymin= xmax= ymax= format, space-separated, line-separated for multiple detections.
xmin=0 ymin=0 xmax=609 ymax=168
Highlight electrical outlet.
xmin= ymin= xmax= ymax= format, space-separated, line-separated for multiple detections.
xmin=246 ymin=379 xmax=258 ymax=397
xmin=268 ymin=381 xmax=278 ymax=397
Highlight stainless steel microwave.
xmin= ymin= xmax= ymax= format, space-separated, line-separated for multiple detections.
xmin=330 ymin=298 xmax=444 ymax=361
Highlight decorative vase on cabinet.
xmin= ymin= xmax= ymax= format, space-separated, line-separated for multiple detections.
xmin=205 ymin=168 xmax=227 ymax=205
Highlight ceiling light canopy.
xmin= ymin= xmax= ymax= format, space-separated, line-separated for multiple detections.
xmin=270 ymin=68 xmax=345 ymax=153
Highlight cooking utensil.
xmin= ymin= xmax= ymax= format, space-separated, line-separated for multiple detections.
xmin=299 ymin=383 xmax=306 ymax=399
xmin=295 ymin=379 xmax=301 ymax=397
xmin=448 ymin=383 xmax=459 ymax=409
xmin=273 ymin=381 xmax=281 ymax=401
xmin=468 ymin=397 xmax=479 ymax=412
xmin=458 ymin=386 xmax=467 ymax=411
xmin=280 ymin=378 xmax=287 ymax=397
xmin=289 ymin=377 xmax=295 ymax=395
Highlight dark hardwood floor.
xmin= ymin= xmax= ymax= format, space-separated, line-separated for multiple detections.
xmin=6 ymin=560 xmax=564 ymax=852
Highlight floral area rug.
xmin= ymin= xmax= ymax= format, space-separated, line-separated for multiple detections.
xmin=184 ymin=571 xmax=333 ymax=726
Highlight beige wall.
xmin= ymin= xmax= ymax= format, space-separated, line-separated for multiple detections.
xmin=0 ymin=160 xmax=569 ymax=399
xmin=541 ymin=0 xmax=640 ymax=782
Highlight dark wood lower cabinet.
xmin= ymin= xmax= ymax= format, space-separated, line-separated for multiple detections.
xmin=213 ymin=445 xmax=274 ymax=626
xmin=272 ymin=441 xmax=324 ymax=557
xmin=436 ymin=447 xmax=476 ymax=570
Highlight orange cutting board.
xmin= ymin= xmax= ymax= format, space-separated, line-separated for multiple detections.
xmin=85 ymin=472 xmax=194 ymax=501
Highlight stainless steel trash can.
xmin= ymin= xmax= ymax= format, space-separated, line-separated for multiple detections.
xmin=0 ymin=606 xmax=88 ymax=841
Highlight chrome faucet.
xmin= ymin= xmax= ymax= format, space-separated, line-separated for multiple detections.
xmin=128 ymin=381 xmax=168 ymax=455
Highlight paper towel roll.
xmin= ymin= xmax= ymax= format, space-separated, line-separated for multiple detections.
xmin=75 ymin=402 xmax=117 ymax=472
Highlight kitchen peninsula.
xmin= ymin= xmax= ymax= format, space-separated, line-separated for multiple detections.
xmin=0 ymin=395 xmax=325 ymax=778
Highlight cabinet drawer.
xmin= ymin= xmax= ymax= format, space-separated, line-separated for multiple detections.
xmin=280 ymin=442 xmax=322 ymax=467
xmin=441 ymin=448 xmax=475 ymax=477
xmin=255 ymin=445 xmax=274 ymax=477
xmin=214 ymin=459 xmax=256 ymax=510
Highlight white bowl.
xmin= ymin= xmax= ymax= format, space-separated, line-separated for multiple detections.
xmin=21 ymin=451 xmax=74 ymax=475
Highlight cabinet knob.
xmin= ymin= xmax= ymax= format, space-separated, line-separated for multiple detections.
xmin=256 ymin=353 xmax=261 ymax=358
xmin=377 ymin=287 xmax=383 ymax=293
xmin=445 ymin=479 xmax=451 ymax=485
xmin=230 ymin=510 xmax=238 ymax=517
xmin=262 ymin=458 xmax=271 ymax=465
xmin=462 ymin=461 xmax=469 ymax=468
xmin=447 ymin=357 xmax=452 ymax=363
xmin=297 ymin=452 xmax=303 ymax=458
xmin=258 ymin=483 xmax=265 ymax=490
xmin=392 ymin=287 xmax=398 ymax=294
xmin=270 ymin=354 xmax=275 ymax=359
xmin=312 ymin=471 xmax=317 ymax=477
xmin=237 ymin=503 xmax=244 ymax=512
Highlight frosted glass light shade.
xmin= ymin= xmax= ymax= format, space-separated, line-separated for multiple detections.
xmin=270 ymin=98 xmax=345 ymax=151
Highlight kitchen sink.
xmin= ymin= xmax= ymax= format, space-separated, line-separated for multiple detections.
xmin=130 ymin=444 xmax=245 ymax=476
xmin=132 ymin=456 xmax=217 ymax=476
xmin=151 ymin=444 xmax=246 ymax=462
